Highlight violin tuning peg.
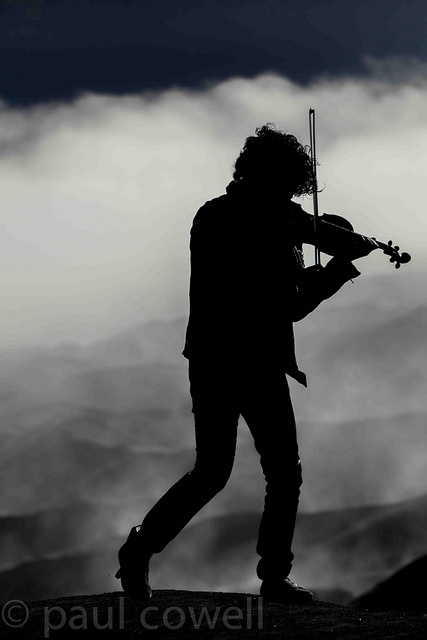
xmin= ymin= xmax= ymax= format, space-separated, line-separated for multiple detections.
xmin=395 ymin=262 xmax=401 ymax=269
xmin=388 ymin=240 xmax=393 ymax=247
xmin=395 ymin=246 xmax=400 ymax=252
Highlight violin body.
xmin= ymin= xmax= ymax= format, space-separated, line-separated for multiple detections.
xmin=301 ymin=211 xmax=411 ymax=269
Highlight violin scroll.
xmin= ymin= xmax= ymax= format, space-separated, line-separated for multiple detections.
xmin=372 ymin=238 xmax=411 ymax=269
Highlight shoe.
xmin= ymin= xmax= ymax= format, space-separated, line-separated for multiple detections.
xmin=115 ymin=525 xmax=152 ymax=601
xmin=260 ymin=577 xmax=313 ymax=605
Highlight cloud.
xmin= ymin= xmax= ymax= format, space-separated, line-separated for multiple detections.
xmin=362 ymin=54 xmax=427 ymax=84
xmin=0 ymin=67 xmax=425 ymax=348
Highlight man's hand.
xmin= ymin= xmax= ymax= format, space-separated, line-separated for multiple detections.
xmin=345 ymin=236 xmax=379 ymax=261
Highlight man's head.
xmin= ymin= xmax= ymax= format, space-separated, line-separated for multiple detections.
xmin=232 ymin=123 xmax=316 ymax=198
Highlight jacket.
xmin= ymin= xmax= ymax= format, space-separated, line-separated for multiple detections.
xmin=182 ymin=179 xmax=360 ymax=386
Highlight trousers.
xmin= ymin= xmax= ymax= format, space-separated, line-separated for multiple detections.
xmin=137 ymin=356 xmax=303 ymax=580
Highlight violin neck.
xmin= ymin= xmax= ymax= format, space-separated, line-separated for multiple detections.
xmin=373 ymin=239 xmax=389 ymax=252
xmin=372 ymin=238 xmax=394 ymax=256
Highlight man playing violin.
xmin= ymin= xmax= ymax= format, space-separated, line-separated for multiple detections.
xmin=116 ymin=124 xmax=377 ymax=604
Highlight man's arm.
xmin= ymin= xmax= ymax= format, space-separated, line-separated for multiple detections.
xmin=291 ymin=258 xmax=361 ymax=322
xmin=290 ymin=204 xmax=378 ymax=321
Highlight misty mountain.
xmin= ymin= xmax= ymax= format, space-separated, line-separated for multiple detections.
xmin=350 ymin=553 xmax=427 ymax=611
xmin=164 ymin=491 xmax=427 ymax=600
xmin=0 ymin=408 xmax=196 ymax=515
xmin=2 ymin=492 xmax=427 ymax=604
xmin=0 ymin=269 xmax=425 ymax=601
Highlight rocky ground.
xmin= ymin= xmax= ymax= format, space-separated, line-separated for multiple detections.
xmin=1 ymin=589 xmax=427 ymax=639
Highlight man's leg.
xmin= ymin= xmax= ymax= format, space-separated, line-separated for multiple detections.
xmin=116 ymin=358 xmax=241 ymax=599
xmin=136 ymin=357 xmax=240 ymax=554
xmin=239 ymin=364 xmax=302 ymax=581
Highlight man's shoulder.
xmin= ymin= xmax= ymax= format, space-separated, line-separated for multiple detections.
xmin=192 ymin=193 xmax=231 ymax=229
xmin=288 ymin=201 xmax=313 ymax=231
xmin=197 ymin=192 xmax=230 ymax=213
xmin=289 ymin=200 xmax=309 ymax=217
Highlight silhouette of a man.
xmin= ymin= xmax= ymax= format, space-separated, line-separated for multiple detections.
xmin=116 ymin=124 xmax=377 ymax=603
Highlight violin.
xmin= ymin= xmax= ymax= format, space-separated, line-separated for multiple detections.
xmin=302 ymin=212 xmax=411 ymax=269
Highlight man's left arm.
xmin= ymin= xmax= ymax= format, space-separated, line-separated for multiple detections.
xmin=289 ymin=203 xmax=377 ymax=321
xmin=291 ymin=257 xmax=361 ymax=322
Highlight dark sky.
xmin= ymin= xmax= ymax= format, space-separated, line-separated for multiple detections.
xmin=2 ymin=0 xmax=427 ymax=105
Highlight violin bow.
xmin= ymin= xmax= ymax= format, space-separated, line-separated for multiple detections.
xmin=309 ymin=108 xmax=321 ymax=268
xmin=308 ymin=109 xmax=411 ymax=269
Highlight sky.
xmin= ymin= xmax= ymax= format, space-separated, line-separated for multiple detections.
xmin=3 ymin=0 xmax=427 ymax=105
xmin=0 ymin=0 xmax=426 ymax=348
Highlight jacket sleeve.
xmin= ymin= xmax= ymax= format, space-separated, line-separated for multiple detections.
xmin=291 ymin=257 xmax=361 ymax=322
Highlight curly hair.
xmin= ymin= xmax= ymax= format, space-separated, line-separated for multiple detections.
xmin=232 ymin=123 xmax=317 ymax=197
